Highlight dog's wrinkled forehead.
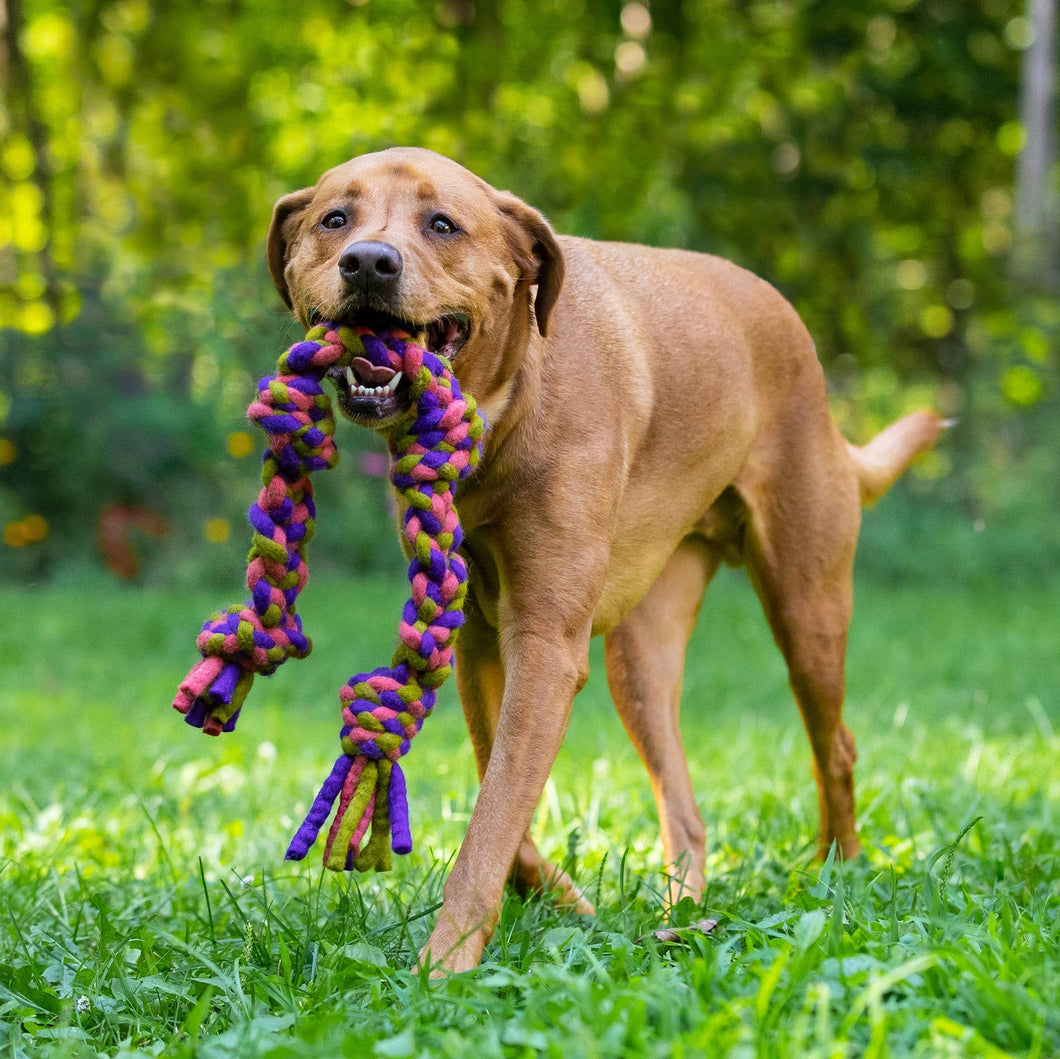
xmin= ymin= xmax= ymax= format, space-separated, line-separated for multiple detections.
xmin=268 ymin=145 xmax=565 ymax=345
xmin=313 ymin=149 xmax=496 ymax=233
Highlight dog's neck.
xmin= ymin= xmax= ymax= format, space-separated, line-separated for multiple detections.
xmin=472 ymin=282 xmax=546 ymax=458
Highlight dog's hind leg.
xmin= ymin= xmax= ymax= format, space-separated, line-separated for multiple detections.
xmin=455 ymin=600 xmax=593 ymax=915
xmin=604 ymin=537 xmax=720 ymax=908
xmin=737 ymin=425 xmax=864 ymax=861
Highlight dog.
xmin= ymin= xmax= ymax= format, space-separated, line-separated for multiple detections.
xmin=266 ymin=147 xmax=943 ymax=973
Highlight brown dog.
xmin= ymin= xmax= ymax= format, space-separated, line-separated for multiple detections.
xmin=267 ymin=147 xmax=943 ymax=973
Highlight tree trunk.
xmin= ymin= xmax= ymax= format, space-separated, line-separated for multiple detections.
xmin=1014 ymin=0 xmax=1058 ymax=284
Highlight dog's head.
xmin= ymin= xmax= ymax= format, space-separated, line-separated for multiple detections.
xmin=267 ymin=147 xmax=564 ymax=427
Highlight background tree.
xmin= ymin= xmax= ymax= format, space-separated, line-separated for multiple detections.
xmin=0 ymin=0 xmax=1056 ymax=582
xmin=1014 ymin=0 xmax=1058 ymax=281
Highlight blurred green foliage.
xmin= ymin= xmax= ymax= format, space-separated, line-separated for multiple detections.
xmin=0 ymin=0 xmax=1056 ymax=583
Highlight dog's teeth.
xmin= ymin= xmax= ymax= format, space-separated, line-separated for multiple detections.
xmin=344 ymin=374 xmax=399 ymax=398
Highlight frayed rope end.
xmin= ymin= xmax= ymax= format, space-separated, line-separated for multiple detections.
xmin=172 ymin=657 xmax=253 ymax=736
xmin=284 ymin=757 xmax=411 ymax=871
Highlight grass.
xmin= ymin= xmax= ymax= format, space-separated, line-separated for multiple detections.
xmin=0 ymin=558 xmax=1057 ymax=1058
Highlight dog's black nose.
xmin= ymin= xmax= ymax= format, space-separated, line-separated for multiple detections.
xmin=338 ymin=241 xmax=403 ymax=292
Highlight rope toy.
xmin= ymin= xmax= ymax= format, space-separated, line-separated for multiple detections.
xmin=172 ymin=324 xmax=485 ymax=871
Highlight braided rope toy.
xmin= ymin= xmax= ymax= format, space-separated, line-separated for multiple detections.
xmin=172 ymin=324 xmax=485 ymax=871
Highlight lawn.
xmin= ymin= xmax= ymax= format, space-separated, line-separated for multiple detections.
xmin=0 ymin=554 xmax=1057 ymax=1057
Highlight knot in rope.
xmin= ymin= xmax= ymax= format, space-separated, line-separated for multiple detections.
xmin=173 ymin=324 xmax=485 ymax=870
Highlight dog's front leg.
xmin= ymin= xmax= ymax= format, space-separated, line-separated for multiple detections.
xmin=456 ymin=597 xmax=595 ymax=914
xmin=420 ymin=618 xmax=592 ymax=974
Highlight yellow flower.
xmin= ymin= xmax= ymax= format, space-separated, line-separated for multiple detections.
xmin=227 ymin=430 xmax=256 ymax=458
xmin=204 ymin=518 xmax=231 ymax=543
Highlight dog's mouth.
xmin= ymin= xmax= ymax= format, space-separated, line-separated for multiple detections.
xmin=310 ymin=307 xmax=470 ymax=427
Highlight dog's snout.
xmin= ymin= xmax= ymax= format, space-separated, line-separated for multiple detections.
xmin=338 ymin=241 xmax=403 ymax=292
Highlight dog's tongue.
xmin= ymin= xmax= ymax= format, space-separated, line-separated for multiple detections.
xmin=350 ymin=355 xmax=397 ymax=386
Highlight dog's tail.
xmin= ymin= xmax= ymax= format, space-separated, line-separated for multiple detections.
xmin=846 ymin=410 xmax=949 ymax=507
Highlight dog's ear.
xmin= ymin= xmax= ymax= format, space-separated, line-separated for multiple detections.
xmin=494 ymin=191 xmax=565 ymax=337
xmin=266 ymin=187 xmax=315 ymax=308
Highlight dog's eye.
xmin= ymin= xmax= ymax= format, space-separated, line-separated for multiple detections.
xmin=428 ymin=214 xmax=458 ymax=236
xmin=320 ymin=210 xmax=348 ymax=230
